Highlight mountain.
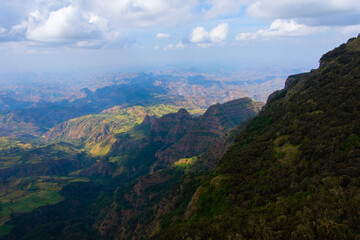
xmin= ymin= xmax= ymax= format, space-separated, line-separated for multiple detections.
xmin=42 ymin=104 xmax=203 ymax=156
xmin=1 ymin=34 xmax=357 ymax=240
xmin=0 ymin=69 xmax=284 ymax=140
xmin=0 ymin=84 xmax=161 ymax=138
xmin=155 ymin=36 xmax=360 ymax=239
xmin=83 ymin=98 xmax=263 ymax=239
xmin=0 ymin=97 xmax=262 ymax=239
xmin=153 ymin=98 xmax=263 ymax=169
xmin=80 ymin=98 xmax=262 ymax=176
xmin=0 ymin=92 xmax=35 ymax=112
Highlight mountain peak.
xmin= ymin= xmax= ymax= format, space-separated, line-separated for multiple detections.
xmin=176 ymin=108 xmax=191 ymax=118
xmin=319 ymin=35 xmax=360 ymax=67
xmin=141 ymin=114 xmax=156 ymax=126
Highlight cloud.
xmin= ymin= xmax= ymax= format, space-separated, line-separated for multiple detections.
xmin=247 ymin=0 xmax=360 ymax=25
xmin=156 ymin=33 xmax=170 ymax=38
xmin=1 ymin=0 xmax=359 ymax=49
xmin=342 ymin=24 xmax=360 ymax=36
xmin=190 ymin=27 xmax=209 ymax=43
xmin=190 ymin=23 xmax=229 ymax=47
xmin=163 ymin=41 xmax=186 ymax=50
xmin=0 ymin=27 xmax=7 ymax=40
xmin=204 ymin=0 xmax=244 ymax=19
xmin=235 ymin=19 xmax=328 ymax=41
xmin=14 ymin=5 xmax=121 ymax=48
xmin=210 ymin=23 xmax=230 ymax=42
xmin=74 ymin=0 xmax=197 ymax=28
xmin=25 ymin=6 xmax=105 ymax=42
xmin=0 ymin=0 xmax=197 ymax=47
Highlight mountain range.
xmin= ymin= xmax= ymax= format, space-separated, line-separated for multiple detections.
xmin=0 ymin=35 xmax=359 ymax=239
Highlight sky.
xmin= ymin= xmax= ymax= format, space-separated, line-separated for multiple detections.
xmin=0 ymin=0 xmax=360 ymax=73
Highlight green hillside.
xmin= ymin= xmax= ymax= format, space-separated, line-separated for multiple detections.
xmin=0 ymin=142 xmax=92 ymax=236
xmin=43 ymin=104 xmax=205 ymax=156
xmin=0 ymin=98 xmax=262 ymax=240
xmin=157 ymin=36 xmax=360 ymax=239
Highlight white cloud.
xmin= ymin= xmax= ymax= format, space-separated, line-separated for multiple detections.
xmin=24 ymin=6 xmax=104 ymax=42
xmin=342 ymin=24 xmax=360 ymax=36
xmin=0 ymin=0 xmax=197 ymax=47
xmin=163 ymin=41 xmax=186 ymax=50
xmin=74 ymin=0 xmax=197 ymax=28
xmin=1 ymin=0 xmax=359 ymax=48
xmin=17 ymin=5 xmax=121 ymax=48
xmin=247 ymin=0 xmax=360 ymax=23
xmin=190 ymin=23 xmax=229 ymax=47
xmin=210 ymin=23 xmax=229 ymax=43
xmin=156 ymin=33 xmax=170 ymax=38
xmin=235 ymin=19 xmax=328 ymax=41
xmin=190 ymin=27 xmax=209 ymax=43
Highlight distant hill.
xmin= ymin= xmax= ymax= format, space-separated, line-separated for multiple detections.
xmin=42 ymin=104 xmax=203 ymax=155
xmin=0 ymin=70 xmax=280 ymax=139
xmin=0 ymin=84 xmax=194 ymax=138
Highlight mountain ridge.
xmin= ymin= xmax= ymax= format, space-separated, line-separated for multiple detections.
xmin=156 ymin=35 xmax=360 ymax=239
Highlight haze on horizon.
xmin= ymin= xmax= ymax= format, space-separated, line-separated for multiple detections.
xmin=0 ymin=0 xmax=359 ymax=74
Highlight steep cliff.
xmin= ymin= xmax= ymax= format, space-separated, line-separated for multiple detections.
xmin=157 ymin=36 xmax=360 ymax=239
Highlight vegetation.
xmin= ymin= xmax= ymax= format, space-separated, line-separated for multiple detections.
xmin=0 ymin=140 xmax=93 ymax=236
xmin=0 ymin=96 xmax=262 ymax=239
xmin=0 ymin=142 xmax=91 ymax=172
xmin=2 ymin=36 xmax=359 ymax=240
xmin=157 ymin=36 xmax=360 ymax=239
xmin=0 ymin=176 xmax=89 ymax=233
xmin=174 ymin=157 xmax=197 ymax=169
xmin=44 ymin=104 xmax=206 ymax=156
xmin=0 ymin=137 xmax=33 ymax=152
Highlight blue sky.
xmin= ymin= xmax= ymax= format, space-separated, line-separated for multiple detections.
xmin=0 ymin=0 xmax=359 ymax=73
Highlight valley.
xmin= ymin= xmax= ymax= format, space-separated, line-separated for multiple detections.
xmin=0 ymin=68 xmax=265 ymax=239
xmin=0 ymin=35 xmax=359 ymax=239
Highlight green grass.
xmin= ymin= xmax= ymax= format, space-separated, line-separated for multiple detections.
xmin=0 ymin=190 xmax=60 ymax=225
xmin=69 ymin=177 xmax=90 ymax=183
xmin=0 ymin=176 xmax=89 ymax=227
xmin=0 ymin=142 xmax=85 ymax=170
xmin=0 ymin=137 xmax=33 ymax=150
xmin=174 ymin=157 xmax=198 ymax=172
xmin=11 ymin=191 xmax=59 ymax=212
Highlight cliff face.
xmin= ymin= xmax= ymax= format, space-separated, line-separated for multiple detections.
xmin=157 ymin=36 xmax=360 ymax=239
xmin=147 ymin=108 xmax=194 ymax=145
xmin=154 ymin=98 xmax=263 ymax=166
xmin=89 ymin=98 xmax=263 ymax=239
xmin=42 ymin=104 xmax=203 ymax=157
